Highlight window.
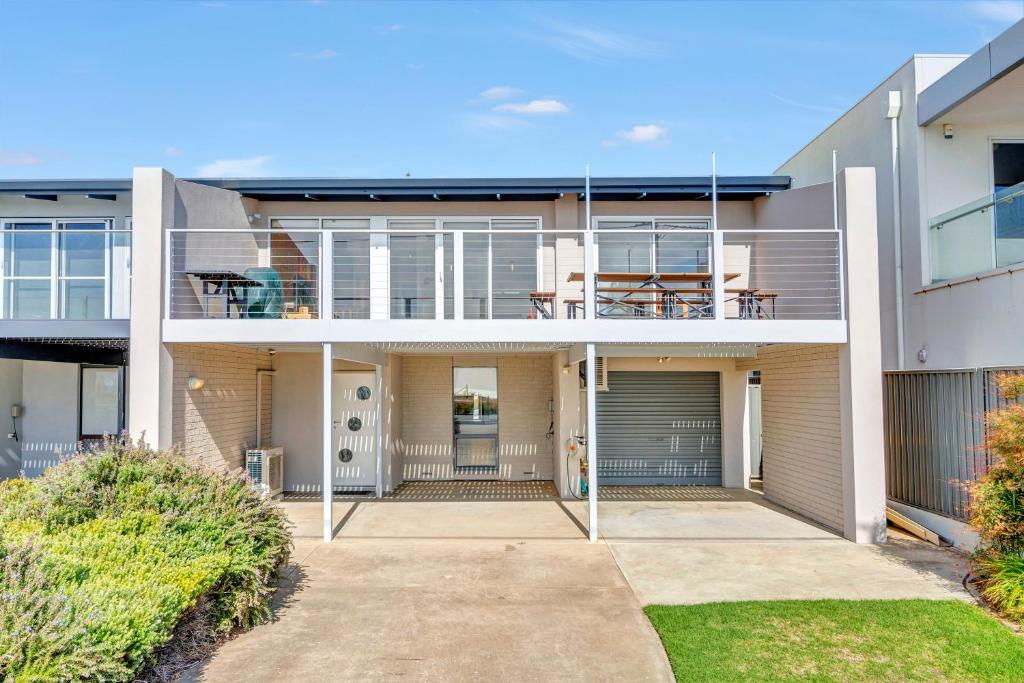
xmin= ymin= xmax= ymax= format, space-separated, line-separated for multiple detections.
xmin=1 ymin=219 xmax=113 ymax=320
xmin=80 ymin=366 xmax=122 ymax=439
xmin=453 ymin=367 xmax=498 ymax=469
xmin=329 ymin=219 xmax=371 ymax=319
xmin=994 ymin=142 xmax=1024 ymax=268
xmin=389 ymin=221 xmax=437 ymax=319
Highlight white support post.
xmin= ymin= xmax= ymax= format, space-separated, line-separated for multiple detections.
xmin=585 ymin=342 xmax=598 ymax=542
xmin=712 ymin=231 xmax=725 ymax=320
xmin=322 ymin=342 xmax=334 ymax=542
xmin=453 ymin=230 xmax=464 ymax=320
xmin=320 ymin=231 xmax=333 ymax=320
xmin=435 ymin=233 xmax=445 ymax=320
xmin=374 ymin=364 xmax=384 ymax=498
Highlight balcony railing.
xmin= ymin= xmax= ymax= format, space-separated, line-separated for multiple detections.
xmin=929 ymin=180 xmax=1024 ymax=282
xmin=0 ymin=223 xmax=131 ymax=321
xmin=166 ymin=226 xmax=843 ymax=322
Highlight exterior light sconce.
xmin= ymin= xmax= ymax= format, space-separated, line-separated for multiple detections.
xmin=657 ymin=357 xmax=671 ymax=364
xmin=187 ymin=376 xmax=206 ymax=391
xmin=562 ymin=365 xmax=571 ymax=374
xmin=917 ymin=348 xmax=928 ymax=364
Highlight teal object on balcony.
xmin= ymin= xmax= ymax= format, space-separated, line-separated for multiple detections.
xmin=242 ymin=267 xmax=284 ymax=319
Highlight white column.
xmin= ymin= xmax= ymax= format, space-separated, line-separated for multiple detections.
xmin=585 ymin=342 xmax=598 ymax=542
xmin=128 ymin=168 xmax=176 ymax=449
xmin=375 ymin=363 xmax=384 ymax=498
xmin=322 ymin=342 xmax=334 ymax=542
xmin=320 ymin=230 xmax=333 ymax=320
xmin=369 ymin=217 xmax=389 ymax=319
xmin=837 ymin=167 xmax=887 ymax=543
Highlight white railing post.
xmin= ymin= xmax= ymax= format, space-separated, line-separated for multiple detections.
xmin=320 ymin=231 xmax=333 ymax=320
xmin=453 ymin=230 xmax=464 ymax=320
xmin=712 ymin=230 xmax=725 ymax=320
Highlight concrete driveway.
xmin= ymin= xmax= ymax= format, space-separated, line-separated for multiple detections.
xmin=186 ymin=500 xmax=672 ymax=682
xmin=187 ymin=489 xmax=969 ymax=682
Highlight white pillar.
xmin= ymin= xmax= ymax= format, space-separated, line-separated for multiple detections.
xmin=320 ymin=230 xmax=333 ymax=320
xmin=128 ymin=168 xmax=176 ymax=449
xmin=369 ymin=217 xmax=389 ymax=320
xmin=452 ymin=230 xmax=464 ymax=320
xmin=585 ymin=342 xmax=598 ymax=542
xmin=375 ymin=364 xmax=384 ymax=498
xmin=322 ymin=342 xmax=334 ymax=542
xmin=838 ymin=168 xmax=887 ymax=543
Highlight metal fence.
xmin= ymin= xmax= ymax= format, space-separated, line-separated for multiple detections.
xmin=883 ymin=367 xmax=1024 ymax=520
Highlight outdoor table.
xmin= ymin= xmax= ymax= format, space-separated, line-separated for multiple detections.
xmin=186 ymin=270 xmax=263 ymax=319
xmin=566 ymin=272 xmax=741 ymax=319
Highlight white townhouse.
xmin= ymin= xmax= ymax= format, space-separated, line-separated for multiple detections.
xmin=778 ymin=18 xmax=1024 ymax=545
xmin=0 ymin=166 xmax=885 ymax=544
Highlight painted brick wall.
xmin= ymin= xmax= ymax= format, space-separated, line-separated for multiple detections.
xmin=739 ymin=344 xmax=844 ymax=532
xmin=400 ymin=354 xmax=554 ymax=480
xmin=171 ymin=344 xmax=273 ymax=471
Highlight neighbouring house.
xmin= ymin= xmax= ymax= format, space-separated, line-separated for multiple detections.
xmin=0 ymin=168 xmax=886 ymax=544
xmin=777 ymin=18 xmax=1024 ymax=547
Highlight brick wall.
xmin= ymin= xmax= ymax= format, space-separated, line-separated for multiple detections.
xmin=400 ymin=354 xmax=554 ymax=480
xmin=171 ymin=344 xmax=273 ymax=471
xmin=739 ymin=344 xmax=844 ymax=532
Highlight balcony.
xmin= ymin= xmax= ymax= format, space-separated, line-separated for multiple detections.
xmin=165 ymin=221 xmax=843 ymax=342
xmin=929 ymin=180 xmax=1024 ymax=283
xmin=0 ymin=221 xmax=131 ymax=329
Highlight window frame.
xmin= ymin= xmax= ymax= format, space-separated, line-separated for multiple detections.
xmin=78 ymin=364 xmax=125 ymax=441
xmin=451 ymin=365 xmax=499 ymax=472
xmin=0 ymin=217 xmax=116 ymax=320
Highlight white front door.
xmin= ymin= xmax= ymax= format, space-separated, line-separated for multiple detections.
xmin=331 ymin=371 xmax=377 ymax=491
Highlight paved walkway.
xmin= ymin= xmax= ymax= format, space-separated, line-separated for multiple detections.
xmin=186 ymin=489 xmax=970 ymax=682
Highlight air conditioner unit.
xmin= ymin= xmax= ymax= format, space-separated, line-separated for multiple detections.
xmin=594 ymin=356 xmax=609 ymax=392
xmin=246 ymin=447 xmax=284 ymax=498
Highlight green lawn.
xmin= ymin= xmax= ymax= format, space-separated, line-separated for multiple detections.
xmin=644 ymin=599 xmax=1024 ymax=683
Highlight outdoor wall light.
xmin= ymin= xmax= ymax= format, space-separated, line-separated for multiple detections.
xmin=562 ymin=365 xmax=571 ymax=374
xmin=187 ymin=376 xmax=206 ymax=391
xmin=657 ymin=357 xmax=672 ymax=364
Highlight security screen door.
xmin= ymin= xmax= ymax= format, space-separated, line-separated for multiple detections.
xmin=453 ymin=367 xmax=498 ymax=469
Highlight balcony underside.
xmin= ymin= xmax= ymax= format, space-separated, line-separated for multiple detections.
xmin=0 ymin=318 xmax=129 ymax=339
xmin=161 ymin=318 xmax=847 ymax=345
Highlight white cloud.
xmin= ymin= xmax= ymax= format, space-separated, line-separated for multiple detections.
xmin=380 ymin=24 xmax=402 ymax=33
xmin=494 ymin=98 xmax=569 ymax=114
xmin=0 ymin=150 xmax=44 ymax=165
xmin=967 ymin=0 xmax=1024 ymax=23
xmin=290 ymin=48 xmax=338 ymax=60
xmin=195 ymin=155 xmax=272 ymax=177
xmin=533 ymin=20 xmax=661 ymax=63
xmin=617 ymin=124 xmax=669 ymax=144
xmin=769 ymin=93 xmax=843 ymax=114
xmin=480 ymin=85 xmax=524 ymax=101
xmin=165 ymin=146 xmax=182 ymax=157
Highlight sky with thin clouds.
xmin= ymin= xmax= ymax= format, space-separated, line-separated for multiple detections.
xmin=0 ymin=0 xmax=1021 ymax=179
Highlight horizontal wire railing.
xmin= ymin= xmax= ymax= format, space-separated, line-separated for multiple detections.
xmin=165 ymin=227 xmax=844 ymax=322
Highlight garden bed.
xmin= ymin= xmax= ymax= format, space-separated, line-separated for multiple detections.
xmin=0 ymin=439 xmax=291 ymax=682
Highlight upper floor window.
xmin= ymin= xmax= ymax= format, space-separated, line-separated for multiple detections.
xmin=0 ymin=219 xmax=122 ymax=320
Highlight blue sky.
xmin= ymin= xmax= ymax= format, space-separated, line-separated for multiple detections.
xmin=0 ymin=0 xmax=1021 ymax=179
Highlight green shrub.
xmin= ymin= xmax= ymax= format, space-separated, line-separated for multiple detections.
xmin=0 ymin=438 xmax=291 ymax=681
xmin=970 ymin=373 xmax=1024 ymax=620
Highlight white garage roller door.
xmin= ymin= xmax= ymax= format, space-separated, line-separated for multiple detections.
xmin=596 ymin=371 xmax=722 ymax=485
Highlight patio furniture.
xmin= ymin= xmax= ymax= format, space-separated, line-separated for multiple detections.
xmin=242 ymin=267 xmax=284 ymax=319
xmin=566 ymin=271 xmax=740 ymax=319
xmin=528 ymin=291 xmax=556 ymax=319
xmin=186 ymin=270 xmax=264 ymax=319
